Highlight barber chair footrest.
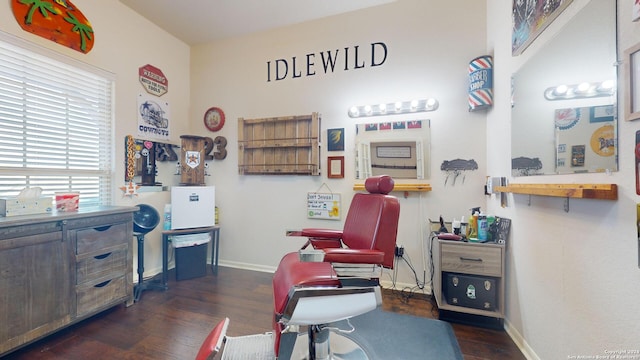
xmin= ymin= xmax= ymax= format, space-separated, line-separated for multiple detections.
xmin=220 ymin=333 xmax=276 ymax=360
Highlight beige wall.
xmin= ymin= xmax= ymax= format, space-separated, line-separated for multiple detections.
xmin=190 ymin=0 xmax=488 ymax=285
xmin=487 ymin=0 xmax=640 ymax=358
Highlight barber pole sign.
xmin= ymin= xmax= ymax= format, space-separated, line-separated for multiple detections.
xmin=468 ymin=55 xmax=493 ymax=112
xmin=139 ymin=64 xmax=168 ymax=97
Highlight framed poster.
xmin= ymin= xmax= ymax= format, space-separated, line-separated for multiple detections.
xmin=327 ymin=128 xmax=345 ymax=151
xmin=625 ymin=42 xmax=640 ymax=121
xmin=512 ymin=0 xmax=573 ymax=55
xmin=328 ymin=156 xmax=344 ymax=178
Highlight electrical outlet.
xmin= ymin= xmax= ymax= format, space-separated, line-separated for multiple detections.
xmin=394 ymin=245 xmax=404 ymax=257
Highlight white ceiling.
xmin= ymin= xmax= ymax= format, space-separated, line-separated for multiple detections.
xmin=119 ymin=0 xmax=395 ymax=45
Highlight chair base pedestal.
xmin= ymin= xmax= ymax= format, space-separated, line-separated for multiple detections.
xmin=288 ymin=326 xmax=369 ymax=360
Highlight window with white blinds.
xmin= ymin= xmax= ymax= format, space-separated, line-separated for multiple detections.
xmin=0 ymin=36 xmax=113 ymax=207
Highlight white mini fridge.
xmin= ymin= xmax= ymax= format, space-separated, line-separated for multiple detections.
xmin=170 ymin=186 xmax=215 ymax=229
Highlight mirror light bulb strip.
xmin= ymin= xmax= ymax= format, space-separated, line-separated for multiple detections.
xmin=544 ymin=80 xmax=616 ymax=100
xmin=348 ymin=98 xmax=438 ymax=118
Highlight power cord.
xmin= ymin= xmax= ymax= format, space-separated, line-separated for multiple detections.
xmin=389 ymin=246 xmax=428 ymax=303
xmin=386 ymin=232 xmax=441 ymax=318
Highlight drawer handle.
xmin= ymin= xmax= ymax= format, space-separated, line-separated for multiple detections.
xmin=94 ymin=280 xmax=112 ymax=288
xmin=94 ymin=252 xmax=112 ymax=260
xmin=459 ymin=257 xmax=483 ymax=262
xmin=94 ymin=225 xmax=112 ymax=232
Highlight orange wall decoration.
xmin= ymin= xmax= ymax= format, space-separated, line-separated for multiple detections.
xmin=12 ymin=0 xmax=94 ymax=54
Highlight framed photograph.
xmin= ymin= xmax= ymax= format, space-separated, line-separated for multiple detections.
xmin=624 ymin=42 xmax=640 ymax=121
xmin=327 ymin=156 xmax=344 ymax=178
xmin=512 ymin=0 xmax=573 ymax=55
xmin=634 ymin=0 xmax=640 ymax=22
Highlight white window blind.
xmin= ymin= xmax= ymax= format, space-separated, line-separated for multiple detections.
xmin=0 ymin=36 xmax=113 ymax=207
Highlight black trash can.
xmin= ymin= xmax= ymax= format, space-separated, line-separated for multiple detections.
xmin=173 ymin=235 xmax=209 ymax=281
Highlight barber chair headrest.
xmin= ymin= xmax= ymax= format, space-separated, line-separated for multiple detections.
xmin=364 ymin=175 xmax=394 ymax=195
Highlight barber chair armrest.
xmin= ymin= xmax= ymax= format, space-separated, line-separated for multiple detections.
xmin=323 ymin=248 xmax=385 ymax=264
xmin=287 ymin=228 xmax=343 ymax=239
xmin=287 ymin=228 xmax=344 ymax=249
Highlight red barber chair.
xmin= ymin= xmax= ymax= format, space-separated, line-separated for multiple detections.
xmin=273 ymin=174 xmax=400 ymax=359
xmin=196 ymin=175 xmax=400 ymax=360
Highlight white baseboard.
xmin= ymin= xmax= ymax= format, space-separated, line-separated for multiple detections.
xmin=504 ymin=318 xmax=539 ymax=360
xmin=218 ymin=260 xmax=276 ymax=273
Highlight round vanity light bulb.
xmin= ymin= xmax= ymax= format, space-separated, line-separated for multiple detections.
xmin=554 ymin=85 xmax=568 ymax=95
xmin=576 ymin=82 xmax=591 ymax=93
xmin=394 ymin=101 xmax=402 ymax=111
xmin=599 ymin=80 xmax=615 ymax=91
xmin=364 ymin=105 xmax=372 ymax=114
xmin=426 ymin=98 xmax=437 ymax=107
xmin=349 ymin=106 xmax=359 ymax=117
xmin=410 ymin=99 xmax=419 ymax=109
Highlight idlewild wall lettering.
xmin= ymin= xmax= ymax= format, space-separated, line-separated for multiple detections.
xmin=267 ymin=42 xmax=388 ymax=82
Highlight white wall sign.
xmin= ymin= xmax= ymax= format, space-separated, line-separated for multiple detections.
xmin=137 ymin=93 xmax=170 ymax=140
xmin=307 ymin=192 xmax=341 ymax=220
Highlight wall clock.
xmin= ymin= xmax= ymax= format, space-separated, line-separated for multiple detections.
xmin=204 ymin=107 xmax=225 ymax=132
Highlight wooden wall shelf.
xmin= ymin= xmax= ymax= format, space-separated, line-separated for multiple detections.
xmin=238 ymin=113 xmax=320 ymax=176
xmin=353 ymin=183 xmax=432 ymax=192
xmin=494 ymin=183 xmax=617 ymax=200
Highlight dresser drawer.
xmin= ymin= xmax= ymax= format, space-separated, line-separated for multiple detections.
xmin=76 ymin=245 xmax=128 ymax=284
xmin=76 ymin=275 xmax=127 ymax=317
xmin=75 ymin=222 xmax=129 ymax=255
xmin=440 ymin=243 xmax=502 ymax=277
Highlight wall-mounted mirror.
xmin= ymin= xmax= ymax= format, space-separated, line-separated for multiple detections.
xmin=511 ymin=0 xmax=618 ymax=176
xmin=354 ymin=121 xmax=430 ymax=180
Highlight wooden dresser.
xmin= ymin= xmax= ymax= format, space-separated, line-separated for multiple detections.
xmin=0 ymin=206 xmax=136 ymax=356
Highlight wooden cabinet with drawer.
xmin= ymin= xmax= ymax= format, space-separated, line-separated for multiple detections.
xmin=0 ymin=207 xmax=136 ymax=357
xmin=433 ymin=239 xmax=506 ymax=322
xmin=68 ymin=212 xmax=134 ymax=318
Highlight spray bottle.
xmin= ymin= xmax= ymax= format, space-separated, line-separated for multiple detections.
xmin=163 ymin=204 xmax=172 ymax=230
xmin=468 ymin=207 xmax=480 ymax=241
xmin=477 ymin=213 xmax=488 ymax=241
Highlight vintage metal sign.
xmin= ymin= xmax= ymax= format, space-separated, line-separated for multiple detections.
xmin=139 ymin=64 xmax=168 ymax=96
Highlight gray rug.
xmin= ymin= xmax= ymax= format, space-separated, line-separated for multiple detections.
xmin=221 ymin=309 xmax=463 ymax=360
xmin=341 ymin=308 xmax=464 ymax=360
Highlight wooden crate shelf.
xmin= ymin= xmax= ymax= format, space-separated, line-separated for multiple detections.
xmin=238 ymin=113 xmax=320 ymax=176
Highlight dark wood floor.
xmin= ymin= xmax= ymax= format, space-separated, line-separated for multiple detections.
xmin=3 ymin=266 xmax=525 ymax=359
